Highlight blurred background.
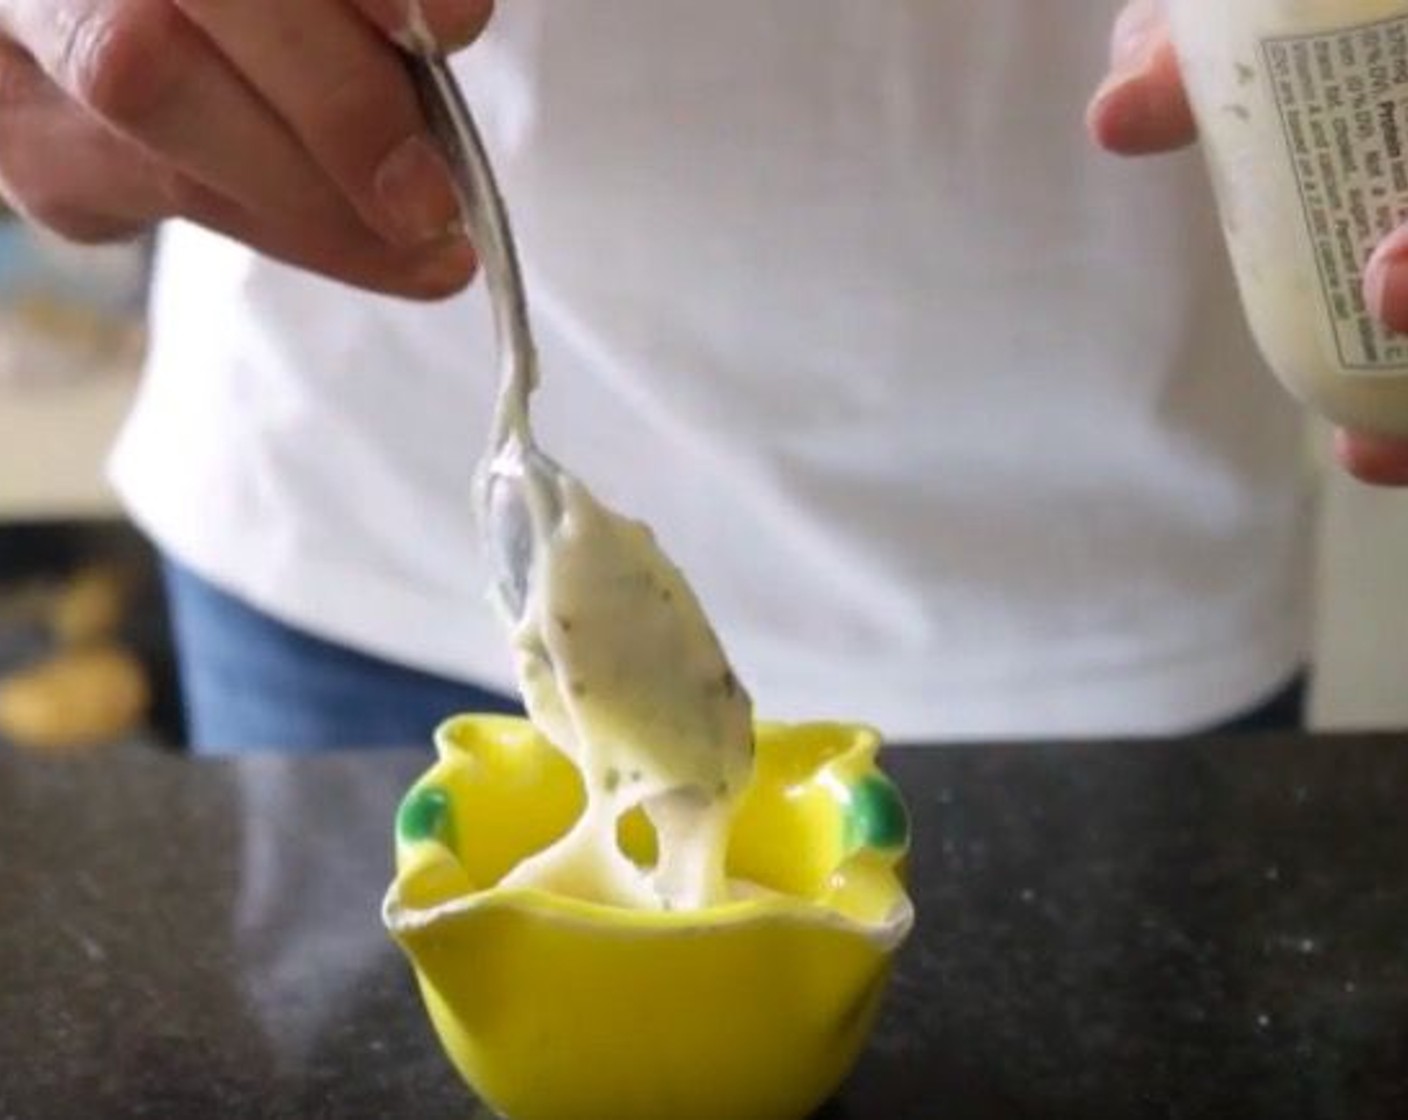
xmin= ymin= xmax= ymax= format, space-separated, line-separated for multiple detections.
xmin=0 ymin=215 xmax=1405 ymax=758
xmin=0 ymin=212 xmax=182 ymax=756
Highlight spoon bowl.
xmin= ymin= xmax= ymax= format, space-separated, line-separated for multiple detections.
xmin=405 ymin=52 xmax=551 ymax=625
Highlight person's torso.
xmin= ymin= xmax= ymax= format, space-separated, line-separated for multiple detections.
xmin=115 ymin=0 xmax=1312 ymax=737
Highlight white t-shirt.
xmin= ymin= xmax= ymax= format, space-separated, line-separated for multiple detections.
xmin=110 ymin=1 xmax=1314 ymax=740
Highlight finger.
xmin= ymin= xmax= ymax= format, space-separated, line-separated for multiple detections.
xmin=1334 ymin=429 xmax=1408 ymax=487
xmin=351 ymin=0 xmax=493 ymax=51
xmin=4 ymin=0 xmax=370 ymax=241
xmin=175 ymin=0 xmax=463 ymax=249
xmin=1086 ymin=2 xmax=1197 ymax=156
xmin=1364 ymin=228 xmax=1408 ymax=334
xmin=0 ymin=42 xmax=474 ymax=295
xmin=0 ymin=40 xmax=160 ymax=240
xmin=185 ymin=187 xmax=478 ymax=299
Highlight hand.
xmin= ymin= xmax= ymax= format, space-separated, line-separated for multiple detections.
xmin=0 ymin=0 xmax=491 ymax=299
xmin=1085 ymin=0 xmax=1408 ymax=487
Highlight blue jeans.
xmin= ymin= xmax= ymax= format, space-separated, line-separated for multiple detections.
xmin=162 ymin=560 xmax=521 ymax=755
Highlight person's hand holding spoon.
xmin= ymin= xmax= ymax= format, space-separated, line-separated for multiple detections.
xmin=0 ymin=0 xmax=492 ymax=298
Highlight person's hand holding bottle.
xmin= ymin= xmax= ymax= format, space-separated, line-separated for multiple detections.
xmin=1088 ymin=0 xmax=1408 ymax=487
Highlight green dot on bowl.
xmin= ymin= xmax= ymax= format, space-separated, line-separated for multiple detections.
xmin=845 ymin=773 xmax=910 ymax=853
xmin=398 ymin=785 xmax=455 ymax=848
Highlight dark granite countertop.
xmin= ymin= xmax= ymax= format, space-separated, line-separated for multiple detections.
xmin=2 ymin=733 xmax=1408 ymax=1119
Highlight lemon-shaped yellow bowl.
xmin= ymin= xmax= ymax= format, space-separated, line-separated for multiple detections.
xmin=383 ymin=715 xmax=913 ymax=1120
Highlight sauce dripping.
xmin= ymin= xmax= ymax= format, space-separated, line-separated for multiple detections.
xmin=406 ymin=16 xmax=756 ymax=910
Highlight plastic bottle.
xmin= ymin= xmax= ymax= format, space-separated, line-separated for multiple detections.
xmin=1167 ymin=0 xmax=1408 ymax=435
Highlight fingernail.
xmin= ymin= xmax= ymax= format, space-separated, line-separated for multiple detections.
xmin=1090 ymin=0 xmax=1163 ymax=132
xmin=1090 ymin=70 xmax=1140 ymax=117
xmin=411 ymin=235 xmax=477 ymax=294
xmin=1364 ymin=253 xmax=1408 ymax=334
xmin=392 ymin=0 xmax=436 ymax=52
xmin=375 ymin=135 xmax=464 ymax=247
xmin=391 ymin=0 xmax=486 ymax=52
xmin=1087 ymin=70 xmax=1149 ymax=149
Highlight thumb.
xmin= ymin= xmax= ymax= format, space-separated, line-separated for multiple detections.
xmin=1087 ymin=0 xmax=1197 ymax=156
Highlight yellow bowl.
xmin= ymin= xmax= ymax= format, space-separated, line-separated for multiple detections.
xmin=382 ymin=715 xmax=914 ymax=1120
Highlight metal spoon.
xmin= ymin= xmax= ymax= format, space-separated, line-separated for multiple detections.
xmin=404 ymin=53 xmax=756 ymax=911
xmin=404 ymin=52 xmax=563 ymax=620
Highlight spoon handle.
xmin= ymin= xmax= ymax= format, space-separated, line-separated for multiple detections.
xmin=404 ymin=52 xmax=539 ymax=444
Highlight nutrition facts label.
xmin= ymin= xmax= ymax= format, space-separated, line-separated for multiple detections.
xmin=1264 ymin=16 xmax=1408 ymax=372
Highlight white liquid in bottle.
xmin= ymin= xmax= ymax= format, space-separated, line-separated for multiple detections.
xmin=1168 ymin=0 xmax=1408 ymax=434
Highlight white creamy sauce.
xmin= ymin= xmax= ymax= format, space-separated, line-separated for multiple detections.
xmin=461 ymin=102 xmax=753 ymax=915
xmin=1170 ymin=0 xmax=1408 ymax=433
xmin=412 ymin=6 xmax=757 ymax=911
xmin=495 ymin=468 xmax=755 ymax=911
